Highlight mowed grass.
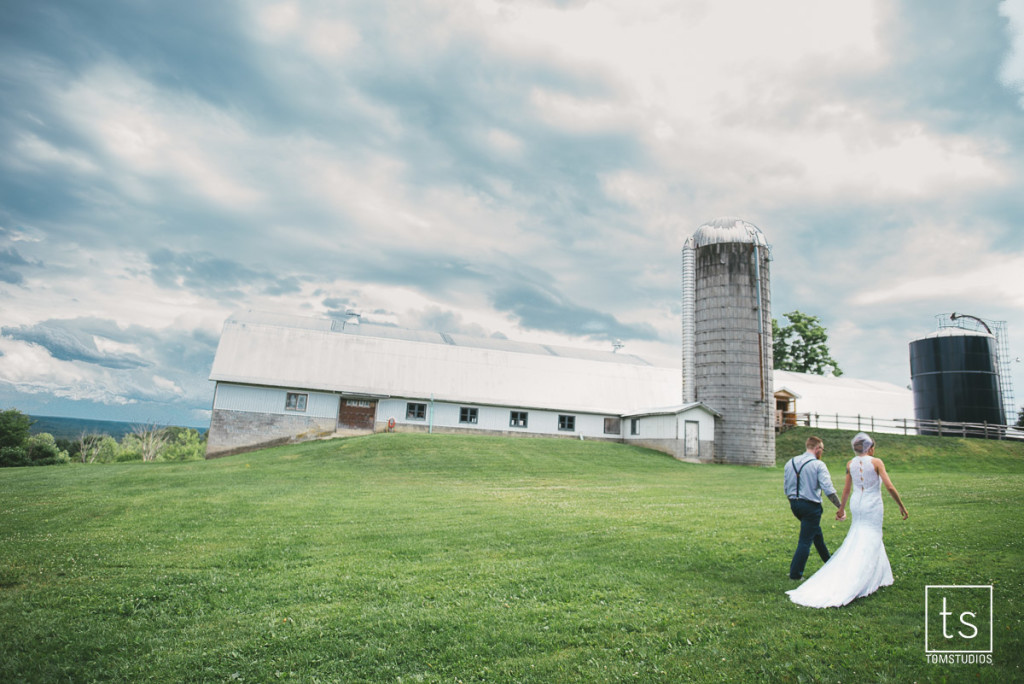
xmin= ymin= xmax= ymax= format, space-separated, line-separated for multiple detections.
xmin=1 ymin=429 xmax=1022 ymax=683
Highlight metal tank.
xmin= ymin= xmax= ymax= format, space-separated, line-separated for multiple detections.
xmin=682 ymin=217 xmax=775 ymax=466
xmin=909 ymin=328 xmax=1006 ymax=433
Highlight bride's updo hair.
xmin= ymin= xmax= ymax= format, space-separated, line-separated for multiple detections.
xmin=851 ymin=432 xmax=874 ymax=454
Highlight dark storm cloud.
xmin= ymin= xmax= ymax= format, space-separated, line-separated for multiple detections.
xmin=354 ymin=252 xmax=488 ymax=291
xmin=0 ymin=247 xmax=33 ymax=285
xmin=1 ymin=0 xmax=643 ymax=276
xmin=491 ymin=282 xmax=658 ymax=341
xmin=149 ymin=249 xmax=305 ymax=301
xmin=321 ymin=296 xmax=358 ymax=320
xmin=0 ymin=317 xmax=219 ymax=421
xmin=864 ymin=1 xmax=1022 ymax=135
xmin=1 ymin=321 xmax=151 ymax=370
xmin=351 ymin=27 xmax=644 ymax=228
xmin=0 ymin=2 xmax=260 ymax=113
xmin=3 ymin=316 xmax=219 ymax=374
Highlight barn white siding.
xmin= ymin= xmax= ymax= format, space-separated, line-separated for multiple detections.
xmin=631 ymin=413 xmax=679 ymax=439
xmin=377 ymin=398 xmax=623 ymax=439
xmin=214 ymin=383 xmax=339 ymax=418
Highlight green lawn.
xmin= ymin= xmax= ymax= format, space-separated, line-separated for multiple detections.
xmin=1 ymin=428 xmax=1022 ymax=682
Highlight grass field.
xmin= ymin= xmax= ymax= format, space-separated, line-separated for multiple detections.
xmin=1 ymin=428 xmax=1022 ymax=682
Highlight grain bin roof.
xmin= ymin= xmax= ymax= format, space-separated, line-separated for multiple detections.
xmin=913 ymin=328 xmax=994 ymax=341
xmin=691 ymin=216 xmax=767 ymax=247
xmin=209 ymin=310 xmax=681 ymax=415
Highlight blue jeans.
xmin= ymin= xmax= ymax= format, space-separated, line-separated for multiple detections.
xmin=789 ymin=499 xmax=830 ymax=579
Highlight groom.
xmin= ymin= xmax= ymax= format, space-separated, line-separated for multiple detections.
xmin=784 ymin=436 xmax=843 ymax=580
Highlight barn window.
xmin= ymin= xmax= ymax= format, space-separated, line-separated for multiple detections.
xmin=406 ymin=402 xmax=427 ymax=420
xmin=459 ymin=407 xmax=478 ymax=424
xmin=604 ymin=417 xmax=621 ymax=435
xmin=285 ymin=393 xmax=308 ymax=412
xmin=509 ymin=411 xmax=528 ymax=428
xmin=558 ymin=415 xmax=576 ymax=432
xmin=630 ymin=418 xmax=640 ymax=435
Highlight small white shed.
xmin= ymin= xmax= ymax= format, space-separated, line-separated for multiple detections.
xmin=622 ymin=403 xmax=720 ymax=463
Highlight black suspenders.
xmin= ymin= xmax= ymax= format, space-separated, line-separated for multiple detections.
xmin=790 ymin=457 xmax=811 ymax=501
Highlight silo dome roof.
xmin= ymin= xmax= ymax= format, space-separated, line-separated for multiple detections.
xmin=691 ymin=217 xmax=767 ymax=247
xmin=914 ymin=328 xmax=994 ymax=342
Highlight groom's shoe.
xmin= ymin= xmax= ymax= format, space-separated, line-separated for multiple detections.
xmin=789 ymin=575 xmax=803 ymax=581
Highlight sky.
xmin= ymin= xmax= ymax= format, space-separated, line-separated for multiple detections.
xmin=2 ymin=0 xmax=1024 ymax=428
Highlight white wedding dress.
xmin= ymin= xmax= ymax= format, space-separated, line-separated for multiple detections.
xmin=787 ymin=455 xmax=893 ymax=608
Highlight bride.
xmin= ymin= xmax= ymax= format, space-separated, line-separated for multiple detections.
xmin=787 ymin=432 xmax=908 ymax=608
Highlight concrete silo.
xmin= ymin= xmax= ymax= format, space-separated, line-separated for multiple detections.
xmin=682 ymin=217 xmax=775 ymax=466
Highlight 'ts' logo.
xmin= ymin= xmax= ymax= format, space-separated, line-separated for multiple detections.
xmin=925 ymin=586 xmax=993 ymax=654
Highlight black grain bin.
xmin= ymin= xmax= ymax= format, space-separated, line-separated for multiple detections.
xmin=909 ymin=329 xmax=1005 ymax=435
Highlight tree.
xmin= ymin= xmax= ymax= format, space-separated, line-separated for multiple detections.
xmin=127 ymin=422 xmax=169 ymax=462
xmin=1017 ymin=406 xmax=1024 ymax=429
xmin=24 ymin=433 xmax=70 ymax=466
xmin=0 ymin=446 xmax=29 ymax=468
xmin=161 ymin=428 xmax=206 ymax=461
xmin=0 ymin=409 xmax=33 ymax=449
xmin=1 ymin=433 xmax=69 ymax=467
xmin=93 ymin=436 xmax=121 ymax=463
xmin=75 ymin=432 xmax=106 ymax=464
xmin=772 ymin=311 xmax=843 ymax=376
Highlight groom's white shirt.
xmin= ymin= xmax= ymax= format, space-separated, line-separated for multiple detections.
xmin=784 ymin=452 xmax=837 ymax=503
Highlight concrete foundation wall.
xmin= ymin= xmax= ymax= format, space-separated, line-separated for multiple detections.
xmin=376 ymin=421 xmax=620 ymax=442
xmin=206 ymin=408 xmax=338 ymax=458
xmin=629 ymin=438 xmax=714 ymax=463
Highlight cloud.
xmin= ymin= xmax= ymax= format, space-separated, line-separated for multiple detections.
xmin=404 ymin=306 xmax=494 ymax=338
xmin=148 ymin=249 xmax=305 ymax=301
xmin=1 ymin=0 xmax=1023 ymax=422
xmin=1 ymin=322 xmax=151 ymax=370
xmin=0 ymin=247 xmax=33 ymax=285
xmin=852 ymin=253 xmax=1024 ymax=310
xmin=1001 ymin=0 xmax=1024 ymax=106
xmin=491 ymin=282 xmax=657 ymax=341
xmin=0 ymin=318 xmax=219 ymax=418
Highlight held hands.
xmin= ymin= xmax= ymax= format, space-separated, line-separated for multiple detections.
xmin=836 ymin=508 xmax=847 ymax=521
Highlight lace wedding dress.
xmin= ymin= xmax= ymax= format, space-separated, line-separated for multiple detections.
xmin=787 ymin=455 xmax=893 ymax=608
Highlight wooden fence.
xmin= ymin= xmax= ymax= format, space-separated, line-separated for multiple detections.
xmin=778 ymin=412 xmax=1024 ymax=441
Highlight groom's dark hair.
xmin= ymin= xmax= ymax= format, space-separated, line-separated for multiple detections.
xmin=805 ymin=436 xmax=823 ymax=451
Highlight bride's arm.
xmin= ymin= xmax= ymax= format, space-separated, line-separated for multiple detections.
xmin=875 ymin=458 xmax=908 ymax=520
xmin=836 ymin=465 xmax=852 ymax=520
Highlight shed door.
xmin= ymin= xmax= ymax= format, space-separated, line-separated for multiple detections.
xmin=685 ymin=421 xmax=699 ymax=459
xmin=338 ymin=399 xmax=376 ymax=430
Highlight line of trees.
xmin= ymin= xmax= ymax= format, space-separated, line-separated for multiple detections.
xmin=0 ymin=409 xmax=206 ymax=468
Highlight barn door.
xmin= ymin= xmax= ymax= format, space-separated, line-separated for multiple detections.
xmin=685 ymin=421 xmax=699 ymax=459
xmin=338 ymin=399 xmax=376 ymax=430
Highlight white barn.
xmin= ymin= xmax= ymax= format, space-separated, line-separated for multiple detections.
xmin=773 ymin=370 xmax=915 ymax=435
xmin=206 ymin=311 xmax=720 ymax=461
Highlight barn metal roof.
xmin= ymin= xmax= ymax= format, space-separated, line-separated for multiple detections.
xmin=621 ymin=402 xmax=722 ymax=418
xmin=209 ymin=310 xmax=681 ymax=415
xmin=772 ymin=370 xmax=914 ymax=423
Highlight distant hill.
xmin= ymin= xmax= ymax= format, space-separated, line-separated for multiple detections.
xmin=29 ymin=415 xmax=206 ymax=441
